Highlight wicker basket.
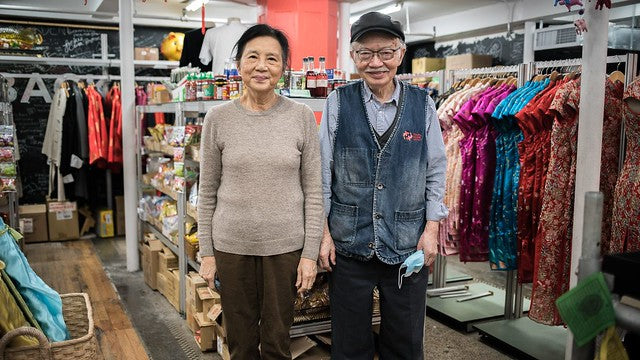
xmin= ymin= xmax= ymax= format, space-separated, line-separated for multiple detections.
xmin=0 ymin=293 xmax=99 ymax=360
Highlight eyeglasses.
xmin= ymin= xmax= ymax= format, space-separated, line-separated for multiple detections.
xmin=354 ymin=47 xmax=401 ymax=62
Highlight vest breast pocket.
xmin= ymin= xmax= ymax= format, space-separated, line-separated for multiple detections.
xmin=394 ymin=208 xmax=425 ymax=250
xmin=339 ymin=148 xmax=376 ymax=186
xmin=329 ymin=201 xmax=359 ymax=246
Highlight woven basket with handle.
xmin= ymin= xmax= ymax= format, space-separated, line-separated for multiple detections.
xmin=0 ymin=293 xmax=99 ymax=360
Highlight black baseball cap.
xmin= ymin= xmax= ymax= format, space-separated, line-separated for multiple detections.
xmin=350 ymin=11 xmax=405 ymax=43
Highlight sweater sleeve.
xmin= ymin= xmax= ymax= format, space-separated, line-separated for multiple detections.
xmin=299 ymin=106 xmax=324 ymax=260
xmin=197 ymin=108 xmax=222 ymax=257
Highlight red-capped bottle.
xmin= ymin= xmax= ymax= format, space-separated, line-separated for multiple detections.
xmin=305 ymin=56 xmax=317 ymax=97
xmin=316 ymin=56 xmax=328 ymax=98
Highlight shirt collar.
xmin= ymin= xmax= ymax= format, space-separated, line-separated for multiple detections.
xmin=362 ymin=77 xmax=401 ymax=105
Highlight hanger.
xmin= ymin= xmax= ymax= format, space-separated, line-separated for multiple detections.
xmin=609 ymin=63 xmax=625 ymax=84
xmin=60 ymin=81 xmax=69 ymax=97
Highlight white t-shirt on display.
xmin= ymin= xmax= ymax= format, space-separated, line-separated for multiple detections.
xmin=199 ymin=22 xmax=248 ymax=74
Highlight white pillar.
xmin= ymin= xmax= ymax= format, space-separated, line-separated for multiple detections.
xmin=120 ymin=0 xmax=139 ymax=272
xmin=566 ymin=4 xmax=610 ymax=359
xmin=338 ymin=1 xmax=352 ymax=78
xmin=523 ymin=21 xmax=535 ymax=64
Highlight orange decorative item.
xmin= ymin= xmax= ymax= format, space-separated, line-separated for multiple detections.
xmin=160 ymin=32 xmax=185 ymax=61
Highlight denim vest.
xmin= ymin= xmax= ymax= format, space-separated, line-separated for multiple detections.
xmin=329 ymin=81 xmax=428 ymax=265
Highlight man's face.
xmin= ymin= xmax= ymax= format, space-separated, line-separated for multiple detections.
xmin=351 ymin=33 xmax=405 ymax=89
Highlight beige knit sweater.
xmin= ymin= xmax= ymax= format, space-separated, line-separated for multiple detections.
xmin=197 ymin=96 xmax=324 ymax=260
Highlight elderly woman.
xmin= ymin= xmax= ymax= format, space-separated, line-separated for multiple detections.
xmin=197 ymin=24 xmax=323 ymax=359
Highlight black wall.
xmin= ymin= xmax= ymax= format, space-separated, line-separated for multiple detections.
xmin=1 ymin=21 xmax=181 ymax=203
xmin=401 ymin=33 xmax=525 ymax=73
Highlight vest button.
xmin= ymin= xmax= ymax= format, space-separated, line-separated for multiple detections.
xmin=368 ymin=242 xmax=374 ymax=249
xmin=374 ymin=213 xmax=382 ymax=219
xmin=376 ymin=183 xmax=384 ymax=190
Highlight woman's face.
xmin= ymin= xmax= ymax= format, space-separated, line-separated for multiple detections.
xmin=238 ymin=36 xmax=284 ymax=95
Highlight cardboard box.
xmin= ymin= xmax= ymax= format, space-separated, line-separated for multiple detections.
xmin=96 ymin=209 xmax=114 ymax=238
xmin=297 ymin=346 xmax=331 ymax=359
xmin=195 ymin=312 xmax=216 ymax=351
xmin=115 ymin=195 xmax=125 ymax=236
xmin=186 ymin=272 xmax=207 ymax=305
xmin=158 ymin=247 xmax=178 ymax=275
xmin=196 ymin=287 xmax=217 ymax=314
xmin=445 ymin=53 xmax=493 ymax=70
xmin=157 ymin=272 xmax=168 ymax=296
xmin=47 ymin=201 xmax=79 ymax=241
xmin=186 ymin=304 xmax=198 ymax=333
xmin=19 ymin=204 xmax=48 ymax=243
xmin=134 ymin=47 xmax=159 ymax=61
xmin=142 ymin=239 xmax=163 ymax=289
xmin=412 ymin=57 xmax=445 ymax=73
xmin=166 ymin=269 xmax=180 ymax=311
xmin=291 ymin=336 xmax=317 ymax=359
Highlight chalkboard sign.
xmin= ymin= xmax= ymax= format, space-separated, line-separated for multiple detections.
xmin=0 ymin=22 xmax=174 ymax=203
xmin=402 ymin=33 xmax=524 ymax=73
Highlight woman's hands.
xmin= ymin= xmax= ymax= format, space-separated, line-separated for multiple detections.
xmin=199 ymin=256 xmax=217 ymax=289
xmin=296 ymin=258 xmax=317 ymax=295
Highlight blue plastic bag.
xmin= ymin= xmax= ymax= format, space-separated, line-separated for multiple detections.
xmin=0 ymin=218 xmax=69 ymax=341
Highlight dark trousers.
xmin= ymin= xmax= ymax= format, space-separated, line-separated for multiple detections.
xmin=329 ymin=253 xmax=429 ymax=360
xmin=214 ymin=249 xmax=301 ymax=360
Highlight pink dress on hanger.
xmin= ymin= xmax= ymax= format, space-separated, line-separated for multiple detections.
xmin=610 ymin=78 xmax=640 ymax=254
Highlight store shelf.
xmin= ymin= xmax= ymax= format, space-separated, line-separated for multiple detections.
xmin=289 ymin=315 xmax=381 ymax=338
xmin=187 ymin=259 xmax=200 ymax=272
xmin=139 ymin=102 xmax=181 ymax=114
xmin=0 ymin=55 xmax=113 ymax=67
xmin=143 ymin=221 xmax=179 ymax=255
xmin=186 ymin=203 xmax=197 ymax=219
xmin=136 ymin=97 xmax=327 ymax=114
xmin=131 ymin=60 xmax=179 ymax=69
xmin=0 ymin=55 xmax=179 ymax=69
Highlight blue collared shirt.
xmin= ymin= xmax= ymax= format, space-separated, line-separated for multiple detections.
xmin=319 ymin=79 xmax=448 ymax=221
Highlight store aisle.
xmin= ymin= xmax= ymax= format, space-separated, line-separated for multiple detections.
xmin=24 ymin=239 xmax=149 ymax=360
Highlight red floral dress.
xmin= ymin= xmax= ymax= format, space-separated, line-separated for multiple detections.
xmin=529 ymin=79 xmax=623 ymax=325
xmin=610 ymin=78 xmax=640 ymax=254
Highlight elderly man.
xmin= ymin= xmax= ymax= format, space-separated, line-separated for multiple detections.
xmin=318 ymin=11 xmax=448 ymax=359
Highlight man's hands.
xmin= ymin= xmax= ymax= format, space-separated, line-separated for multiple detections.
xmin=199 ymin=256 xmax=217 ymax=289
xmin=318 ymin=221 xmax=336 ymax=271
xmin=296 ymin=258 xmax=317 ymax=295
xmin=417 ymin=221 xmax=439 ymax=266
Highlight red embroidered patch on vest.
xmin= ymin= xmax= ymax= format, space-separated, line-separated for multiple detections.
xmin=402 ymin=131 xmax=422 ymax=141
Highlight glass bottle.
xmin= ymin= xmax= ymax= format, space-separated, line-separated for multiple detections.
xmin=316 ymin=56 xmax=328 ymax=98
xmin=196 ymin=73 xmax=203 ymax=101
xmin=305 ymin=56 xmax=317 ymax=97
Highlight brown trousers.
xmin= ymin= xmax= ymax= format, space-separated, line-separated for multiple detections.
xmin=214 ymin=249 xmax=301 ymax=360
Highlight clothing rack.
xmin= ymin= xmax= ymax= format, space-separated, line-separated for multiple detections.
xmin=473 ymin=54 xmax=639 ymax=360
xmin=396 ymin=70 xmax=446 ymax=95
xmin=427 ymin=64 xmax=529 ymax=332
xmin=446 ymin=65 xmax=521 ymax=90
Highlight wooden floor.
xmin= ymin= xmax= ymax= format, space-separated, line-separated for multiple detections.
xmin=25 ymin=240 xmax=149 ymax=360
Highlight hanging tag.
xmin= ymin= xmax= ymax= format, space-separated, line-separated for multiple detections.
xmin=201 ymin=5 xmax=206 ymax=35
xmin=62 ymin=174 xmax=74 ymax=184
xmin=70 ymin=154 xmax=83 ymax=169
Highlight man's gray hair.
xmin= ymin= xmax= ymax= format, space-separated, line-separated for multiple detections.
xmin=350 ymin=37 xmax=407 ymax=51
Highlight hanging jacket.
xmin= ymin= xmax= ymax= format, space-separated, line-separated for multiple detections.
xmin=107 ymin=85 xmax=123 ymax=167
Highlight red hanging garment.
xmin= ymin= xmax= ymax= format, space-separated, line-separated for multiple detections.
xmin=107 ymin=85 xmax=123 ymax=167
xmin=86 ymin=85 xmax=107 ymax=165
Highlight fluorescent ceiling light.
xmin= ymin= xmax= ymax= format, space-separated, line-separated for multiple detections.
xmin=350 ymin=3 xmax=402 ymax=24
xmin=185 ymin=0 xmax=210 ymax=12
